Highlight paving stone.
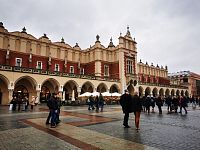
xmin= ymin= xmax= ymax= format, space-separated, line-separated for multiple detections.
xmin=0 ymin=104 xmax=200 ymax=149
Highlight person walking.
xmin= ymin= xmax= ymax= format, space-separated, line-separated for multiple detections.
xmin=165 ymin=96 xmax=172 ymax=113
xmin=10 ymin=96 xmax=17 ymax=111
xmin=132 ymin=92 xmax=143 ymax=130
xmin=156 ymin=96 xmax=163 ymax=114
xmin=95 ymin=95 xmax=100 ymax=112
xmin=145 ymin=95 xmax=151 ymax=114
xmin=179 ymin=96 xmax=188 ymax=114
xmin=88 ymin=95 xmax=95 ymax=110
xmin=99 ymin=93 xmax=105 ymax=112
xmin=119 ymin=90 xmax=132 ymax=128
xmin=17 ymin=96 xmax=22 ymax=111
xmin=48 ymin=93 xmax=58 ymax=128
xmin=30 ymin=96 xmax=35 ymax=110
xmin=24 ymin=96 xmax=29 ymax=111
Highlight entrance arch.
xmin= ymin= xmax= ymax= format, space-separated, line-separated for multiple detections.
xmin=0 ymin=75 xmax=9 ymax=104
xmin=145 ymin=87 xmax=151 ymax=96
xmin=165 ymin=89 xmax=170 ymax=97
xmin=110 ymin=84 xmax=120 ymax=93
xmin=14 ymin=76 xmax=37 ymax=100
xmin=181 ymin=90 xmax=184 ymax=96
xmin=176 ymin=90 xmax=180 ymax=96
xmin=152 ymin=88 xmax=158 ymax=97
xmin=139 ymin=86 xmax=143 ymax=97
xmin=171 ymin=89 xmax=175 ymax=96
xmin=81 ymin=81 xmax=94 ymax=94
xmin=63 ymin=80 xmax=78 ymax=101
xmin=185 ymin=90 xmax=189 ymax=97
xmin=159 ymin=88 xmax=164 ymax=97
xmin=97 ymin=83 xmax=108 ymax=93
xmin=40 ymin=78 xmax=60 ymax=102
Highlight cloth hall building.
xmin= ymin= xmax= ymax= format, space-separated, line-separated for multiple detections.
xmin=0 ymin=22 xmax=189 ymax=105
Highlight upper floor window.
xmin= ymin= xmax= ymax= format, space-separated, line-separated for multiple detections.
xmin=80 ymin=68 xmax=85 ymax=75
xmin=126 ymin=59 xmax=133 ymax=74
xmin=15 ymin=58 xmax=22 ymax=67
xmin=104 ymin=65 xmax=109 ymax=76
xmin=55 ymin=64 xmax=60 ymax=72
xmin=70 ymin=66 xmax=74 ymax=74
xmin=37 ymin=61 xmax=42 ymax=69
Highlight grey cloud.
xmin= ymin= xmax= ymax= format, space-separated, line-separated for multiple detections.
xmin=0 ymin=0 xmax=199 ymax=73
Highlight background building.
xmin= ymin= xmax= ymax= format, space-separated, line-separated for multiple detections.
xmin=0 ymin=22 xmax=189 ymax=105
xmin=169 ymin=71 xmax=200 ymax=97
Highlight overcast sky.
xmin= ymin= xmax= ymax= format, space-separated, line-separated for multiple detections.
xmin=1 ymin=0 xmax=200 ymax=74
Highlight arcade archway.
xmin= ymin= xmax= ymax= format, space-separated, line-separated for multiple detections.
xmin=110 ymin=84 xmax=120 ymax=93
xmin=63 ymin=80 xmax=78 ymax=101
xmin=145 ymin=87 xmax=151 ymax=96
xmin=139 ymin=86 xmax=143 ymax=97
xmin=152 ymin=88 xmax=158 ymax=97
xmin=0 ymin=75 xmax=9 ymax=104
xmin=81 ymin=81 xmax=94 ymax=94
xmin=165 ymin=89 xmax=170 ymax=97
xmin=97 ymin=83 xmax=108 ymax=93
xmin=176 ymin=90 xmax=180 ymax=96
xmin=40 ymin=78 xmax=59 ymax=102
xmin=159 ymin=88 xmax=164 ymax=97
xmin=171 ymin=89 xmax=175 ymax=96
xmin=14 ymin=76 xmax=37 ymax=101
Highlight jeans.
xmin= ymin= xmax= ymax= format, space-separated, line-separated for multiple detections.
xmin=51 ymin=109 xmax=57 ymax=126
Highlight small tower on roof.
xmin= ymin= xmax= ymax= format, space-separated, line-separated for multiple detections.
xmin=108 ymin=37 xmax=115 ymax=48
xmin=21 ymin=27 xmax=27 ymax=33
xmin=95 ymin=34 xmax=100 ymax=43
xmin=126 ymin=25 xmax=131 ymax=37
xmin=61 ymin=37 xmax=65 ymax=43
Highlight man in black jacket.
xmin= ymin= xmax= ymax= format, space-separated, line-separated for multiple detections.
xmin=46 ymin=93 xmax=58 ymax=128
xmin=120 ymin=90 xmax=132 ymax=128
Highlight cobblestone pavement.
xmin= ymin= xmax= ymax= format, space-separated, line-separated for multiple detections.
xmin=0 ymin=104 xmax=200 ymax=150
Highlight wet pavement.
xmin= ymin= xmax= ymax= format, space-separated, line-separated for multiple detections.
xmin=0 ymin=104 xmax=200 ymax=150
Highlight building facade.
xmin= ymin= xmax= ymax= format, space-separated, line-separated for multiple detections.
xmin=0 ymin=22 xmax=188 ymax=105
xmin=169 ymin=71 xmax=200 ymax=97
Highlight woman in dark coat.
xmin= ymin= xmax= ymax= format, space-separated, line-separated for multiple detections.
xmin=132 ymin=92 xmax=143 ymax=130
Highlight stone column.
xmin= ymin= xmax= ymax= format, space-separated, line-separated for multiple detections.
xmin=8 ymin=89 xmax=13 ymax=103
xmin=36 ymin=84 xmax=41 ymax=104
xmin=8 ymin=81 xmax=14 ymax=103
xmin=62 ymin=91 xmax=65 ymax=101
xmin=36 ymin=90 xmax=41 ymax=104
xmin=59 ymin=85 xmax=64 ymax=102
xmin=77 ymin=86 xmax=81 ymax=97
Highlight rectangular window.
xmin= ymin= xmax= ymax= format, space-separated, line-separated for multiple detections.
xmin=80 ymin=68 xmax=85 ymax=75
xmin=70 ymin=66 xmax=74 ymax=74
xmin=15 ymin=58 xmax=22 ymax=67
xmin=37 ymin=61 xmax=42 ymax=69
xmin=126 ymin=59 xmax=133 ymax=74
xmin=104 ymin=65 xmax=109 ymax=76
xmin=55 ymin=64 xmax=60 ymax=72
